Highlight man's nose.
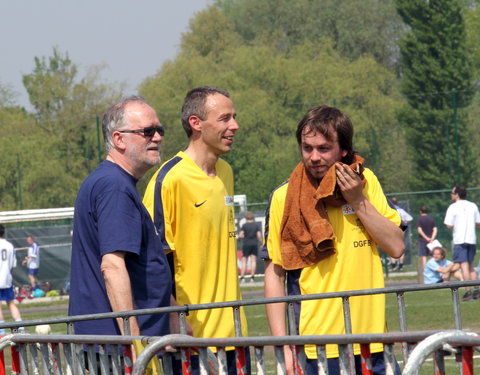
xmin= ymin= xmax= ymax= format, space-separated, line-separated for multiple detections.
xmin=310 ymin=149 xmax=321 ymax=161
xmin=229 ymin=118 xmax=239 ymax=131
xmin=152 ymin=130 xmax=162 ymax=142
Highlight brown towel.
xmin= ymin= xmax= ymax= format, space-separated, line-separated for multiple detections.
xmin=280 ymin=155 xmax=364 ymax=270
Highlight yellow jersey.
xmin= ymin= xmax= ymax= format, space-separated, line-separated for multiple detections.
xmin=143 ymin=151 xmax=247 ymax=340
xmin=264 ymin=168 xmax=400 ymax=358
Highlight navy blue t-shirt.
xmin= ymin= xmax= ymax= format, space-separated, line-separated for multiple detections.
xmin=68 ymin=161 xmax=171 ymax=336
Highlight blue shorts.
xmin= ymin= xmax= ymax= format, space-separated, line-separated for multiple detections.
xmin=453 ymin=244 xmax=476 ymax=263
xmin=418 ymin=242 xmax=431 ymax=257
xmin=0 ymin=287 xmax=15 ymax=301
xmin=28 ymin=268 xmax=39 ymax=276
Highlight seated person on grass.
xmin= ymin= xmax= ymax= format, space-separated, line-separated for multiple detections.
xmin=424 ymin=247 xmax=462 ymax=284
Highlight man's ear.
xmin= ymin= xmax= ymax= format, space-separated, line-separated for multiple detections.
xmin=188 ymin=115 xmax=202 ymax=133
xmin=341 ymin=149 xmax=348 ymax=159
xmin=112 ymin=131 xmax=127 ymax=151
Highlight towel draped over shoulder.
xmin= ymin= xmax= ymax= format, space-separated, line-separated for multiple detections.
xmin=279 ymin=155 xmax=364 ymax=270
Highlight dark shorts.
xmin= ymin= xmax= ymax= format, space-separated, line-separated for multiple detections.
xmin=0 ymin=287 xmax=15 ymax=301
xmin=28 ymin=268 xmax=39 ymax=275
xmin=453 ymin=243 xmax=476 ymax=263
xmin=306 ymin=351 xmax=401 ymax=375
xmin=418 ymin=242 xmax=431 ymax=257
xmin=242 ymin=244 xmax=258 ymax=257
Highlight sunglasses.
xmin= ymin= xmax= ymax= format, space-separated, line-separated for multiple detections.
xmin=119 ymin=126 xmax=165 ymax=137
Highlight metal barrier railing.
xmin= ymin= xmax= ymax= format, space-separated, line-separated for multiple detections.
xmin=0 ymin=330 xmax=478 ymax=374
xmin=0 ymin=280 xmax=478 ymax=374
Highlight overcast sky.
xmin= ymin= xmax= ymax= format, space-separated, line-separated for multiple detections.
xmin=0 ymin=0 xmax=212 ymax=108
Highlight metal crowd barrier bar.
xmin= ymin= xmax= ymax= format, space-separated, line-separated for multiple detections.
xmin=0 ymin=334 xmax=140 ymax=375
xmin=0 ymin=280 xmax=477 ymax=373
xmin=0 ymin=331 xmax=477 ymax=374
xmin=129 ymin=331 xmax=480 ymax=375
xmin=0 ymin=331 xmax=442 ymax=374
xmin=2 ymin=280 xmax=478 ymax=334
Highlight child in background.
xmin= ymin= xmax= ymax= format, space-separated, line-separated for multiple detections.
xmin=424 ymin=247 xmax=462 ymax=284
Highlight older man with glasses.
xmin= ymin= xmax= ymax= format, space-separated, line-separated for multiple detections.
xmin=68 ymin=96 xmax=173 ymax=339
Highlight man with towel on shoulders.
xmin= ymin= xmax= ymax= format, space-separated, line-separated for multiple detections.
xmin=262 ymin=105 xmax=404 ymax=375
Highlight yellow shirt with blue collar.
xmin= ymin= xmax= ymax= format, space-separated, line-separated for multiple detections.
xmin=143 ymin=151 xmax=247 ymax=340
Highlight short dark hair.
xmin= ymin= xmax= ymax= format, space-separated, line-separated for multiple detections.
xmin=419 ymin=205 xmax=429 ymax=214
xmin=181 ymin=86 xmax=230 ymax=137
xmin=0 ymin=224 xmax=4 ymax=237
xmin=296 ymin=105 xmax=355 ymax=164
xmin=453 ymin=185 xmax=467 ymax=199
xmin=244 ymin=211 xmax=254 ymax=220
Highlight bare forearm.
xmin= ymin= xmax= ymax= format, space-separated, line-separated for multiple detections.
xmin=101 ymin=253 xmax=140 ymax=335
xmin=351 ymin=197 xmax=404 ymax=258
xmin=431 ymin=227 xmax=437 ymax=240
xmin=264 ymin=261 xmax=287 ymax=336
xmin=335 ymin=163 xmax=404 ymax=258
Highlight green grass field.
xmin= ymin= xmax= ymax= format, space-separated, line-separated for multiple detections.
xmin=7 ymin=279 xmax=480 ymax=373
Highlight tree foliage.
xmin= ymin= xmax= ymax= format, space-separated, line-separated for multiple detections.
xmin=140 ymin=10 xmax=408 ymax=202
xmin=396 ymin=0 xmax=475 ymax=193
xmin=0 ymin=49 xmax=123 ymax=210
xmin=216 ymin=0 xmax=405 ymax=70
xmin=7 ymin=0 xmax=480 ymax=211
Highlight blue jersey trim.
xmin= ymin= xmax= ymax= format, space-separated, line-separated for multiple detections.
xmin=153 ymin=156 xmax=183 ymax=251
xmin=260 ymin=180 xmax=289 ymax=260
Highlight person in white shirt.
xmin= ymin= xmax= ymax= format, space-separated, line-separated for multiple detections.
xmin=444 ymin=186 xmax=480 ymax=301
xmin=0 ymin=225 xmax=23 ymax=335
xmin=22 ymin=236 xmax=40 ymax=289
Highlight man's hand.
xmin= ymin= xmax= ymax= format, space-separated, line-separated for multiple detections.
xmin=335 ymin=162 xmax=364 ymax=205
xmin=169 ymin=295 xmax=193 ymax=335
xmin=283 ymin=345 xmax=294 ymax=375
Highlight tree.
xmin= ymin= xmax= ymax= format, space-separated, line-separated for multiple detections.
xmin=217 ymin=0 xmax=405 ymax=70
xmin=0 ymin=103 xmax=34 ymax=210
xmin=396 ymin=0 xmax=475 ymax=193
xmin=140 ymin=26 xmax=407 ymax=202
xmin=9 ymin=48 xmax=125 ymax=209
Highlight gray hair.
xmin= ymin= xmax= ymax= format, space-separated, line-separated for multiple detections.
xmin=102 ymin=95 xmax=147 ymax=153
xmin=181 ymin=86 xmax=230 ymax=137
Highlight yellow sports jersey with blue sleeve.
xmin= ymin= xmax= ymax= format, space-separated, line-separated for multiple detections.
xmin=143 ymin=151 xmax=247 ymax=340
xmin=264 ymin=168 xmax=400 ymax=359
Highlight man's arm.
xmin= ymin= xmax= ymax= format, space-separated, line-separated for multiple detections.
xmin=256 ymin=230 xmax=263 ymax=244
xmin=101 ymin=251 xmax=140 ymax=335
xmin=264 ymin=260 xmax=287 ymax=335
xmin=335 ymin=163 xmax=404 ymax=258
xmin=264 ymin=260 xmax=294 ymax=374
xmin=431 ymin=226 xmax=438 ymax=241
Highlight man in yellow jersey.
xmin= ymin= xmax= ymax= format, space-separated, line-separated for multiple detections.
xmin=143 ymin=86 xmax=249 ymax=374
xmin=262 ymin=106 xmax=404 ymax=375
